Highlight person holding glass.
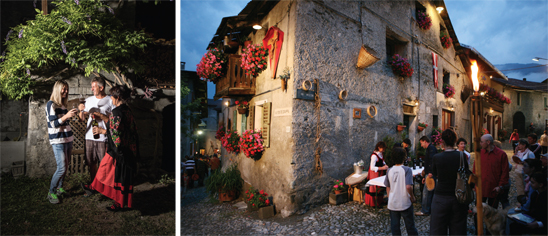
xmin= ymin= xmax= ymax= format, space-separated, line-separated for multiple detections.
xmin=82 ymin=85 xmax=138 ymax=211
xmin=45 ymin=80 xmax=78 ymax=204
xmin=78 ymin=77 xmax=115 ymax=185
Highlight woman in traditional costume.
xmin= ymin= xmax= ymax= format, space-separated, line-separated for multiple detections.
xmin=365 ymin=141 xmax=388 ymax=207
xmin=82 ymin=85 xmax=138 ymax=211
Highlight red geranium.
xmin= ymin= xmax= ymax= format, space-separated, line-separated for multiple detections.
xmin=215 ymin=125 xmax=226 ymax=140
xmin=440 ymin=31 xmax=452 ymax=49
xmin=416 ymin=10 xmax=432 ymax=30
xmin=389 ymin=54 xmax=414 ymax=78
xmin=244 ymin=186 xmax=270 ymax=208
xmin=241 ymin=44 xmax=269 ymax=78
xmin=240 ymin=129 xmax=264 ymax=160
xmin=221 ymin=129 xmax=240 ymax=154
xmin=196 ymin=48 xmax=227 ymax=83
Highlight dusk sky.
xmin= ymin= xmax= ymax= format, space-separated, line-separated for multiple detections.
xmin=181 ymin=0 xmax=548 ymax=98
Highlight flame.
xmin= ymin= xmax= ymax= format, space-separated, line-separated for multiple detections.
xmin=471 ymin=60 xmax=479 ymax=92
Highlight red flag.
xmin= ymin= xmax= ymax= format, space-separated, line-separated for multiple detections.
xmin=262 ymin=27 xmax=284 ymax=79
xmin=432 ymin=52 xmax=438 ymax=89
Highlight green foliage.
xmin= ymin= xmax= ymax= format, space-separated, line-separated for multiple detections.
xmin=415 ymin=141 xmax=426 ymax=157
xmin=159 ymin=174 xmax=175 ymax=186
xmin=180 ymin=79 xmax=203 ymax=140
xmin=64 ymin=172 xmax=90 ymax=189
xmin=399 ymin=130 xmax=408 ymax=143
xmin=205 ymin=163 xmax=243 ymax=198
xmin=1 ymin=0 xmax=149 ymax=99
xmin=382 ymin=136 xmax=396 ymax=167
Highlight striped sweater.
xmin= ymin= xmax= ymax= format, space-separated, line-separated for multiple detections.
xmin=45 ymin=101 xmax=74 ymax=144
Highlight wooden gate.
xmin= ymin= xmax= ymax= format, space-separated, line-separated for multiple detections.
xmin=67 ymin=100 xmax=88 ymax=175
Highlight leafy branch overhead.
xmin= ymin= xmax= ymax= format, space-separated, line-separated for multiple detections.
xmin=0 ymin=0 xmax=149 ymax=99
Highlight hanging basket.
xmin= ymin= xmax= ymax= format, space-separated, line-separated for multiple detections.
xmin=418 ymin=126 xmax=425 ymax=132
xmin=238 ymin=108 xmax=248 ymax=114
xmin=356 ymin=45 xmax=380 ymax=69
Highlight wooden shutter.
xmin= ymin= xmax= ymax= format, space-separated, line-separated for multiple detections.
xmin=262 ymin=102 xmax=271 ymax=147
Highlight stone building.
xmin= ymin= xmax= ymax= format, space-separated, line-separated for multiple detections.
xmin=492 ymin=77 xmax=548 ymax=137
xmin=207 ymin=0 xmax=510 ymax=216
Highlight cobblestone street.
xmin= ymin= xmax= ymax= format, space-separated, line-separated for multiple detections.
xmin=182 ymin=147 xmax=519 ymax=235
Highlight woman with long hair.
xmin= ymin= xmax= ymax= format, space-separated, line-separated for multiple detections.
xmin=82 ymin=85 xmax=138 ymax=211
xmin=429 ymin=129 xmax=469 ymax=235
xmin=365 ymin=141 xmax=388 ymax=207
xmin=46 ymin=80 xmax=78 ymax=204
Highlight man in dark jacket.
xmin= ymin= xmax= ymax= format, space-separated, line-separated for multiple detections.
xmin=194 ymin=156 xmax=208 ymax=187
xmin=416 ymin=136 xmax=437 ymax=216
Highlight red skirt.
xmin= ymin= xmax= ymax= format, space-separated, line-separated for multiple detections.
xmin=90 ymin=153 xmax=133 ymax=208
xmin=364 ymin=169 xmax=385 ymax=207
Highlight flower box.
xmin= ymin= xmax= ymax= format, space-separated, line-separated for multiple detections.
xmin=247 ymin=202 xmax=259 ymax=211
xmin=329 ymin=191 xmax=348 ymax=205
xmin=258 ymin=205 xmax=275 ymax=219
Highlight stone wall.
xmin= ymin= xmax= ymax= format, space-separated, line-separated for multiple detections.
xmin=292 ymin=0 xmax=471 ymax=215
xmin=25 ymin=73 xmax=175 ymax=178
xmin=1 ymin=99 xmax=29 ymax=141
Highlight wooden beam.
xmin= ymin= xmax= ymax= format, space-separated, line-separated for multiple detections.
xmin=42 ymin=0 xmax=48 ymax=15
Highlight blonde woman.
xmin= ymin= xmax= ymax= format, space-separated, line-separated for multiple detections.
xmin=45 ymin=80 xmax=78 ymax=204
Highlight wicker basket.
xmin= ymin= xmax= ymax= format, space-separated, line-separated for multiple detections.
xmin=356 ymin=45 xmax=380 ymax=69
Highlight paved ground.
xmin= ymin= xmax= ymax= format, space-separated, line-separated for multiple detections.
xmin=181 ymin=145 xmax=519 ymax=235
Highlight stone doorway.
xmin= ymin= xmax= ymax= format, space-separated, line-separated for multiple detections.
xmin=513 ymin=111 xmax=526 ymax=136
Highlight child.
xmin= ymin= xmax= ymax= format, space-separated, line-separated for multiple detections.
xmin=384 ymin=147 xmax=418 ymax=235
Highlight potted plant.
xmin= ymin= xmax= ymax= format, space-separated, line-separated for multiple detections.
xmin=332 ymin=180 xmax=345 ymax=194
xmin=196 ymin=47 xmax=227 ymax=83
xmin=389 ymin=54 xmax=414 ymax=79
xmin=241 ymin=43 xmax=269 ymax=78
xmin=239 ymin=35 xmax=252 ymax=48
xmin=443 ymin=83 xmax=455 ymax=98
xmin=240 ymin=129 xmax=264 ymax=160
xmin=329 ymin=180 xmax=348 ymax=205
xmin=244 ymin=187 xmax=274 ymax=219
xmin=418 ymin=122 xmax=428 ymax=132
xmin=498 ymin=129 xmax=508 ymax=141
xmin=235 ymin=100 xmax=249 ymax=114
xmin=416 ymin=10 xmax=432 ymax=30
xmin=440 ymin=31 xmax=452 ymax=49
xmin=221 ymin=129 xmax=241 ymax=153
xmin=205 ymin=164 xmax=243 ymax=202
xmin=397 ymin=122 xmax=406 ymax=132
xmin=277 ymin=67 xmax=291 ymax=92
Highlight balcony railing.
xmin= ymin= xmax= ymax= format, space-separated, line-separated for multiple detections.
xmin=214 ymin=54 xmax=256 ymax=99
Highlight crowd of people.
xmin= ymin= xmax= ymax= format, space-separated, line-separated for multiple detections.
xmin=363 ymin=127 xmax=547 ymax=235
xmin=182 ymin=154 xmax=220 ymax=192
xmin=46 ymin=78 xmax=139 ymax=212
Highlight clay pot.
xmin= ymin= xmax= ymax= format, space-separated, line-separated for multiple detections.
xmin=334 ymin=190 xmax=342 ymax=195
xmin=397 ymin=125 xmax=406 ymax=132
xmin=418 ymin=126 xmax=425 ymax=132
